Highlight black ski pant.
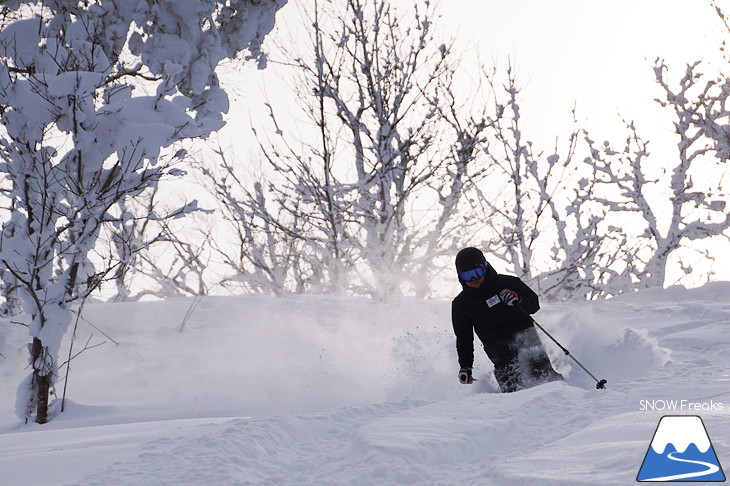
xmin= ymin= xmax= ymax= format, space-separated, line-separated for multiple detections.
xmin=483 ymin=327 xmax=562 ymax=393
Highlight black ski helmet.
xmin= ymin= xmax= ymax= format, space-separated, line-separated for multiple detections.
xmin=455 ymin=247 xmax=487 ymax=274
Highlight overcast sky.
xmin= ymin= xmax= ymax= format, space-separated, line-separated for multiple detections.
xmin=225 ymin=0 xmax=726 ymax=152
xmin=436 ymin=0 xmax=725 ymax=144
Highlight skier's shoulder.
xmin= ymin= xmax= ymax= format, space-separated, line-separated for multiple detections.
xmin=452 ymin=290 xmax=469 ymax=306
xmin=493 ymin=273 xmax=523 ymax=286
xmin=453 ymin=287 xmax=483 ymax=309
xmin=494 ymin=273 xmax=538 ymax=297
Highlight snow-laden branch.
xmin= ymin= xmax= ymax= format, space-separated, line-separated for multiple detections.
xmin=584 ymin=58 xmax=730 ymax=289
xmin=0 ymin=0 xmax=286 ymax=424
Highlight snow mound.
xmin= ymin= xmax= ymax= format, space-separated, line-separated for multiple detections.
xmin=2 ymin=284 xmax=730 ymax=485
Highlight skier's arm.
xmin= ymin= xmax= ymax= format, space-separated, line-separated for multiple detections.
xmin=451 ymin=301 xmax=474 ymax=369
xmin=519 ymin=283 xmax=539 ymax=314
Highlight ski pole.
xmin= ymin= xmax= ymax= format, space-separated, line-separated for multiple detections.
xmin=530 ymin=317 xmax=607 ymax=390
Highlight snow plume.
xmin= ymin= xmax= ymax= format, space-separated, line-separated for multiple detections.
xmin=544 ymin=303 xmax=670 ymax=389
xmin=0 ymin=0 xmax=286 ymax=423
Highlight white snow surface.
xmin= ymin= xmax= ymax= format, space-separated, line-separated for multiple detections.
xmin=1 ymin=284 xmax=729 ymax=485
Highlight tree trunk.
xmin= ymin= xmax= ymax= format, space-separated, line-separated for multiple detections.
xmin=31 ymin=337 xmax=50 ymax=424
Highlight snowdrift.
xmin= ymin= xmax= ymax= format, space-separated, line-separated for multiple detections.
xmin=1 ymin=283 xmax=729 ymax=485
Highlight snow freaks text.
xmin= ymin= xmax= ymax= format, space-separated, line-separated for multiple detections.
xmin=639 ymin=400 xmax=724 ymax=412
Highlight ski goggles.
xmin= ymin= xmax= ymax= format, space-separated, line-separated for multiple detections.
xmin=458 ymin=264 xmax=485 ymax=282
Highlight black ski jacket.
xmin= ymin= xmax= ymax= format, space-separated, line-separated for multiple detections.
xmin=451 ymin=263 xmax=540 ymax=369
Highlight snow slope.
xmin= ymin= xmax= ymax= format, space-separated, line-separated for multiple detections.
xmin=1 ymin=284 xmax=729 ymax=485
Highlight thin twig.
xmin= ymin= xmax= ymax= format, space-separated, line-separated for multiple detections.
xmin=62 ymin=301 xmax=85 ymax=413
xmin=179 ymin=294 xmax=203 ymax=333
xmin=59 ymin=335 xmax=107 ymax=369
xmin=71 ymin=309 xmax=119 ymax=345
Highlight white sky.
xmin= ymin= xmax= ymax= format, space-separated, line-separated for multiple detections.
xmin=217 ymin=0 xmax=729 ymax=287
xmin=228 ymin=0 xmax=726 ymax=140
xmin=435 ymin=0 xmax=725 ymax=142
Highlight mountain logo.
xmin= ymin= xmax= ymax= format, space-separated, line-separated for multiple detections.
xmin=637 ymin=415 xmax=726 ymax=482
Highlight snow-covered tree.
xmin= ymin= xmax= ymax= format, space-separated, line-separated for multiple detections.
xmin=0 ymin=197 xmax=23 ymax=316
xmin=205 ymin=0 xmax=489 ymax=299
xmin=0 ymin=0 xmax=285 ymax=424
xmin=585 ymin=59 xmax=730 ymax=289
xmin=201 ymin=145 xmax=319 ymax=296
xmin=703 ymin=2 xmax=730 ymax=160
xmin=469 ymin=65 xmax=618 ymax=301
xmin=102 ymin=185 xmax=215 ymax=301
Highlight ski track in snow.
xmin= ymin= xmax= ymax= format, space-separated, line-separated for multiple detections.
xmin=1 ymin=283 xmax=730 ymax=485
xmin=62 ymin=386 xmax=611 ymax=486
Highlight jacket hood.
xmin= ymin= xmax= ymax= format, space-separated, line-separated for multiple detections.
xmin=455 ymin=247 xmax=485 ymax=272
xmin=455 ymin=247 xmax=498 ymax=288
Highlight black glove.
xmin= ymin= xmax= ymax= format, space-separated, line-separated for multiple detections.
xmin=499 ymin=289 xmax=520 ymax=306
xmin=458 ymin=367 xmax=473 ymax=384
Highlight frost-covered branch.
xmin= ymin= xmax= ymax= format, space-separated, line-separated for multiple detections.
xmin=204 ymin=0 xmax=481 ymax=300
xmin=470 ymin=64 xmax=611 ymax=300
xmin=584 ymin=58 xmax=730 ymax=289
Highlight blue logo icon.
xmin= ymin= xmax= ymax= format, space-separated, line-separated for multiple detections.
xmin=637 ymin=415 xmax=726 ymax=482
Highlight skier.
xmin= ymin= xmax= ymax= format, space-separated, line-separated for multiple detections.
xmin=451 ymin=247 xmax=563 ymax=392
